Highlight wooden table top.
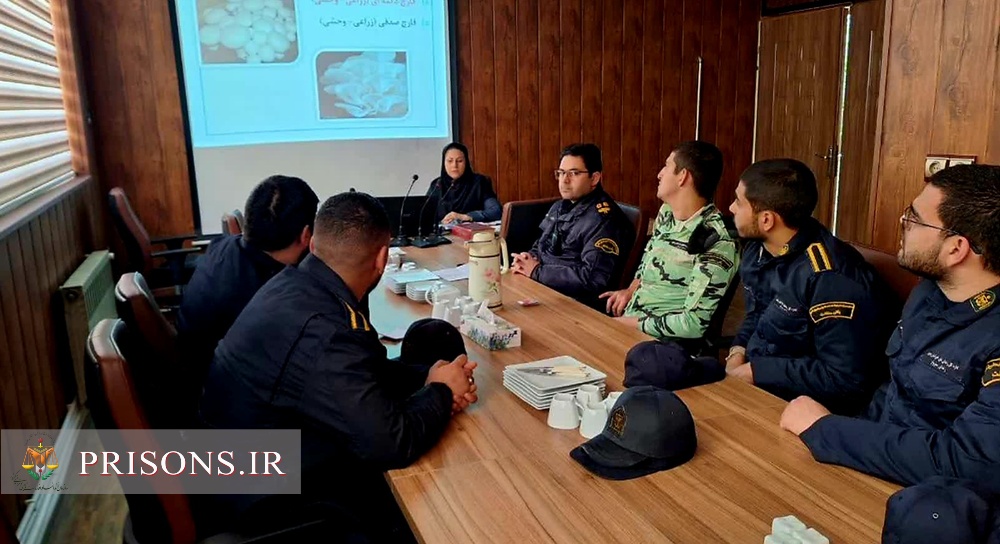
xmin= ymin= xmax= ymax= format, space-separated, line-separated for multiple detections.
xmin=374 ymin=238 xmax=898 ymax=544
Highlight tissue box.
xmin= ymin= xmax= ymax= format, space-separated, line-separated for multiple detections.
xmin=460 ymin=314 xmax=522 ymax=350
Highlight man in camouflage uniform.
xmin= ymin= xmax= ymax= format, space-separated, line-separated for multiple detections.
xmin=602 ymin=141 xmax=739 ymax=347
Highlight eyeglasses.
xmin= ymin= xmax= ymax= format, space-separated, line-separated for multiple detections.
xmin=553 ymin=169 xmax=590 ymax=180
xmin=901 ymin=205 xmax=982 ymax=254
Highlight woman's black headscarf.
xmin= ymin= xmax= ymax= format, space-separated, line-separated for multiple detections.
xmin=431 ymin=142 xmax=497 ymax=221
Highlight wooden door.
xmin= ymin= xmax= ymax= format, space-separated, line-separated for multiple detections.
xmin=755 ymin=7 xmax=847 ymax=227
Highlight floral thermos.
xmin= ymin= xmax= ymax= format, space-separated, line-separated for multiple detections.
xmin=466 ymin=230 xmax=509 ymax=309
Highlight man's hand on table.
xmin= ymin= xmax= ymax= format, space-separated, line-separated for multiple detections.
xmin=780 ymin=396 xmax=831 ymax=436
xmin=726 ymin=362 xmax=754 ymax=383
xmin=427 ymin=354 xmax=479 ymax=414
xmin=511 ymin=252 xmax=539 ymax=278
xmin=600 ymin=282 xmax=638 ymax=317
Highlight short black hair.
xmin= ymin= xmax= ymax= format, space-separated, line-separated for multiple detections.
xmin=243 ymin=175 xmax=319 ymax=251
xmin=314 ymin=191 xmax=392 ymax=262
xmin=928 ymin=164 xmax=1000 ymax=273
xmin=672 ymin=141 xmax=724 ymax=200
xmin=560 ymin=143 xmax=603 ymax=174
xmin=739 ymin=159 xmax=818 ymax=229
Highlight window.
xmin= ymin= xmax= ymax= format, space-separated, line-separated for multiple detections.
xmin=0 ymin=0 xmax=75 ymax=215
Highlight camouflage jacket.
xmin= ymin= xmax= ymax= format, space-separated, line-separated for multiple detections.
xmin=624 ymin=203 xmax=739 ymax=340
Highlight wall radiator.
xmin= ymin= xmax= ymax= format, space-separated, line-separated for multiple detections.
xmin=59 ymin=250 xmax=117 ymax=404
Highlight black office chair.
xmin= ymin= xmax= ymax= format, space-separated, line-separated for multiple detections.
xmin=499 ymin=197 xmax=559 ymax=254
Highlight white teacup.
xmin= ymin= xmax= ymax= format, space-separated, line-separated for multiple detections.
xmin=547 ymin=393 xmax=580 ymax=430
xmin=579 ymin=401 xmax=609 ymax=439
xmin=425 ymin=283 xmax=460 ymax=305
xmin=576 ymin=384 xmax=603 ymax=409
xmin=603 ymin=391 xmax=623 ymax=411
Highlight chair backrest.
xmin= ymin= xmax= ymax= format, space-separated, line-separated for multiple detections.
xmin=109 ymin=187 xmax=155 ymax=274
xmin=500 ymin=197 xmax=560 ymax=254
xmin=85 ymin=319 xmax=197 ymax=544
xmin=617 ymin=203 xmax=645 ymax=289
xmin=221 ymin=212 xmax=242 ymax=235
xmin=851 ymin=243 xmax=919 ymax=304
xmin=115 ymin=272 xmax=177 ymax=358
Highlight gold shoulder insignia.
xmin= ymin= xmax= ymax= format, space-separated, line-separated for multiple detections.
xmin=982 ymin=358 xmax=1000 ymax=387
xmin=594 ymin=238 xmax=620 ymax=255
xmin=341 ymin=300 xmax=371 ymax=331
xmin=806 ymin=242 xmax=833 ymax=273
xmin=971 ymin=290 xmax=996 ymax=313
xmin=608 ymin=406 xmax=627 ymax=437
xmin=809 ymin=301 xmax=855 ymax=323
xmin=596 ymin=202 xmax=611 ymax=215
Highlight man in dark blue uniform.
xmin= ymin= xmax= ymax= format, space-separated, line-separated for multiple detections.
xmin=781 ymin=165 xmax=1000 ymax=494
xmin=199 ymin=192 xmax=478 ymax=540
xmin=177 ymin=175 xmax=318 ymax=385
xmin=511 ymin=143 xmax=635 ymax=310
xmin=726 ymin=159 xmax=891 ymax=414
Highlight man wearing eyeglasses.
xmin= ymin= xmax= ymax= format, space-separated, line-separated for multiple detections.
xmin=781 ymin=165 xmax=1000 ymax=494
xmin=511 ymin=143 xmax=635 ymax=310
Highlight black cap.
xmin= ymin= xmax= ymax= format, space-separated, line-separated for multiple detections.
xmin=570 ymin=385 xmax=696 ymax=480
xmin=400 ymin=318 xmax=467 ymax=368
xmin=624 ymin=340 xmax=725 ymax=391
xmin=882 ymin=477 xmax=999 ymax=544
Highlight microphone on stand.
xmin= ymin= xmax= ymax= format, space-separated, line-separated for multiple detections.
xmin=412 ymin=178 xmax=454 ymax=248
xmin=390 ymin=174 xmax=419 ymax=248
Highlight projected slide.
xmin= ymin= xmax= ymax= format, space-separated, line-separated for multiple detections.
xmin=174 ymin=0 xmax=450 ymax=147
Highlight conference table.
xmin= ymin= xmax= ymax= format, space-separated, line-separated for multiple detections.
xmin=369 ymin=237 xmax=899 ymax=543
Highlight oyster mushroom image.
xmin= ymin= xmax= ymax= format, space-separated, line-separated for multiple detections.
xmin=197 ymin=0 xmax=299 ymax=64
xmin=316 ymin=51 xmax=409 ymax=119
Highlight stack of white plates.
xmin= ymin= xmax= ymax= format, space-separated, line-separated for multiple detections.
xmin=405 ymin=280 xmax=441 ymax=302
xmin=503 ymin=356 xmax=607 ymax=410
xmin=385 ymin=269 xmax=439 ymax=295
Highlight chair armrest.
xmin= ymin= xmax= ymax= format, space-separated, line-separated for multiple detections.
xmin=151 ymin=233 xmax=219 ymax=250
xmin=151 ymin=247 xmax=204 ymax=259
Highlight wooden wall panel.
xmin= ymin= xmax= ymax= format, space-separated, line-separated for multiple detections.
xmin=0 ymin=176 xmax=105 ymax=527
xmin=870 ymin=0 xmax=1000 ymax=252
xmin=73 ymin=0 xmax=195 ymax=237
xmin=456 ymin=0 xmax=760 ymax=219
xmin=837 ymin=0 xmax=884 ymax=245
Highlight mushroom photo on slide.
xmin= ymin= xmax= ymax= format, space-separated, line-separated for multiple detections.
xmin=197 ymin=0 xmax=299 ymax=64
xmin=316 ymin=51 xmax=409 ymax=119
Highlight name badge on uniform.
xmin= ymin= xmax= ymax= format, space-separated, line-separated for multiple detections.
xmin=809 ymin=301 xmax=855 ymax=323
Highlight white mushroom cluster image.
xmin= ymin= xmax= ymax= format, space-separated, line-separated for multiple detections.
xmin=197 ymin=0 xmax=298 ymax=64
xmin=316 ymin=51 xmax=409 ymax=119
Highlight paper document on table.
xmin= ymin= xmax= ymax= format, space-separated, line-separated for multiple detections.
xmin=433 ymin=263 xmax=470 ymax=282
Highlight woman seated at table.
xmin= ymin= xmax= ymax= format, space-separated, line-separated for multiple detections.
xmin=428 ymin=142 xmax=502 ymax=224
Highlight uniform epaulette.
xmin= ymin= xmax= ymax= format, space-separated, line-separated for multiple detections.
xmin=341 ymin=300 xmax=371 ymax=331
xmin=806 ymin=242 xmax=833 ymax=273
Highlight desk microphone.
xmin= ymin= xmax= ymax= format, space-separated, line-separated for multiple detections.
xmin=412 ymin=178 xmax=454 ymax=248
xmin=390 ymin=174 xmax=418 ymax=248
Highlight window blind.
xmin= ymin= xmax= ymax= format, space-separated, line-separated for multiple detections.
xmin=0 ymin=0 xmax=74 ymax=214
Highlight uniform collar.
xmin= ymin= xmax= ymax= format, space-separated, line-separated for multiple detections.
xmin=937 ymin=281 xmax=1000 ymax=326
xmin=560 ymin=183 xmax=608 ymax=218
xmin=767 ymin=218 xmax=822 ymax=259
xmin=298 ymin=253 xmax=361 ymax=307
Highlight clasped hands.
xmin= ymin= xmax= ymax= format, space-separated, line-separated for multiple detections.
xmin=426 ymin=354 xmax=479 ymax=414
xmin=510 ymin=252 xmax=539 ymax=277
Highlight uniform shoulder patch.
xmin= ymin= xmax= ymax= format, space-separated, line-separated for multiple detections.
xmin=595 ymin=238 xmax=620 ymax=255
xmin=806 ymin=243 xmax=833 ymax=273
xmin=596 ymin=201 xmax=611 ymax=215
xmin=699 ymin=252 xmax=735 ymax=271
xmin=971 ymin=289 xmax=996 ymax=313
xmin=982 ymin=358 xmax=1000 ymax=387
xmin=809 ymin=301 xmax=855 ymax=323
